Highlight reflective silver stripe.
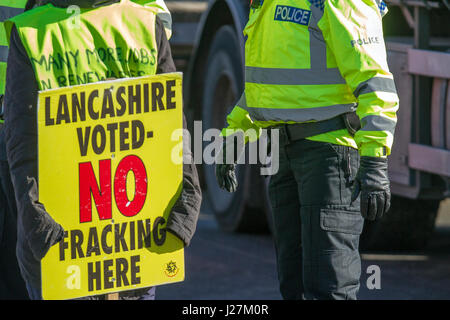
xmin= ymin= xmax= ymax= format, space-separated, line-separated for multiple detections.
xmin=236 ymin=93 xmax=247 ymax=108
xmin=308 ymin=2 xmax=324 ymax=20
xmin=309 ymin=4 xmax=326 ymax=70
xmin=354 ymin=77 xmax=397 ymax=97
xmin=360 ymin=115 xmax=397 ymax=135
xmin=0 ymin=6 xmax=24 ymax=22
xmin=0 ymin=45 xmax=8 ymax=62
xmin=309 ymin=33 xmax=327 ymax=70
xmin=240 ymin=100 xmax=357 ymax=123
xmin=245 ymin=66 xmax=346 ymax=85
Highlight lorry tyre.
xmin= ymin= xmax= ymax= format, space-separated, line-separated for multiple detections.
xmin=202 ymin=25 xmax=260 ymax=232
xmin=360 ymin=195 xmax=440 ymax=250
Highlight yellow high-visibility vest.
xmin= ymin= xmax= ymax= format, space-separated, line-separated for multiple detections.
xmin=0 ymin=0 xmax=27 ymax=95
xmin=5 ymin=0 xmax=159 ymax=91
xmin=132 ymin=0 xmax=172 ymax=39
xmin=224 ymin=0 xmax=399 ymax=157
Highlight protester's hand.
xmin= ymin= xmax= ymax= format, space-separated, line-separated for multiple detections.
xmin=351 ymin=156 xmax=391 ymax=221
xmin=215 ymin=163 xmax=238 ymax=193
xmin=26 ymin=205 xmax=65 ymax=260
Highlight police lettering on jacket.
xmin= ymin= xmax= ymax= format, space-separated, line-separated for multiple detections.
xmin=274 ymin=5 xmax=311 ymax=26
xmin=350 ymin=36 xmax=380 ymax=47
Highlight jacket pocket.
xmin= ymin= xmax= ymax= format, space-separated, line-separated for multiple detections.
xmin=320 ymin=208 xmax=363 ymax=235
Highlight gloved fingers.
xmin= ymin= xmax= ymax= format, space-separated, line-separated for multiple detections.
xmin=216 ymin=164 xmax=238 ymax=192
xmin=384 ymin=191 xmax=391 ymax=215
xmin=367 ymin=194 xmax=378 ymax=221
xmin=375 ymin=193 xmax=385 ymax=220
xmin=223 ymin=174 xmax=232 ymax=191
xmin=360 ymin=192 xmax=369 ymax=220
xmin=351 ymin=179 xmax=361 ymax=203
xmin=223 ymin=173 xmax=233 ymax=191
xmin=226 ymin=170 xmax=238 ymax=193
xmin=224 ymin=179 xmax=236 ymax=193
xmin=227 ymin=181 xmax=237 ymax=193
xmin=368 ymin=191 xmax=390 ymax=220
xmin=361 ymin=193 xmax=377 ymax=221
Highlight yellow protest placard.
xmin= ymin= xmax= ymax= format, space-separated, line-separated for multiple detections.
xmin=38 ymin=73 xmax=184 ymax=300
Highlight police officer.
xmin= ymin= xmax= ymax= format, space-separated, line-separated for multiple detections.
xmin=216 ymin=0 xmax=398 ymax=299
xmin=0 ymin=0 xmax=30 ymax=299
xmin=3 ymin=0 xmax=201 ymax=300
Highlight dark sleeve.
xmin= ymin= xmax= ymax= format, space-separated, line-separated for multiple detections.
xmin=155 ymin=15 xmax=176 ymax=74
xmin=154 ymin=16 xmax=202 ymax=246
xmin=166 ymin=115 xmax=202 ymax=247
xmin=3 ymin=26 xmax=64 ymax=261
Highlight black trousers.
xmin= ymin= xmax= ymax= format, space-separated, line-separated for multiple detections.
xmin=268 ymin=130 xmax=363 ymax=300
xmin=0 ymin=158 xmax=29 ymax=299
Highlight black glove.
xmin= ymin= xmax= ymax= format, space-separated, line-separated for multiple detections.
xmin=215 ymin=137 xmax=241 ymax=193
xmin=351 ymin=156 xmax=391 ymax=221
xmin=216 ymin=163 xmax=238 ymax=193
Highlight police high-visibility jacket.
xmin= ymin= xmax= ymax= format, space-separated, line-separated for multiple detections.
xmin=224 ymin=0 xmax=399 ymax=157
xmin=0 ymin=0 xmax=27 ymax=96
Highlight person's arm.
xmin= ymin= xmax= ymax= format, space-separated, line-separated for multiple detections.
xmin=221 ymin=101 xmax=262 ymax=143
xmin=155 ymin=15 xmax=175 ymax=74
xmin=3 ymin=25 xmax=64 ymax=260
xmin=319 ymin=1 xmax=396 ymax=220
xmin=166 ymin=115 xmax=202 ymax=246
xmin=319 ymin=0 xmax=399 ymax=157
xmin=155 ymin=16 xmax=202 ymax=246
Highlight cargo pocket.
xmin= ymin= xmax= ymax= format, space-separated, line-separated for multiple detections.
xmin=316 ymin=208 xmax=363 ymax=299
xmin=320 ymin=209 xmax=363 ymax=235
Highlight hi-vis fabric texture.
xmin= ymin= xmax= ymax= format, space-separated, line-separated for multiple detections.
xmin=5 ymin=0 xmax=160 ymax=91
xmin=133 ymin=0 xmax=172 ymax=39
xmin=35 ymin=0 xmax=172 ymax=39
xmin=224 ymin=0 xmax=399 ymax=157
xmin=0 ymin=0 xmax=27 ymax=95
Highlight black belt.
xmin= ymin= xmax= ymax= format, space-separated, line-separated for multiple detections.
xmin=277 ymin=113 xmax=359 ymax=142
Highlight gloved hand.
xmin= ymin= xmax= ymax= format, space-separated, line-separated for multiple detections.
xmin=351 ymin=156 xmax=391 ymax=221
xmin=215 ymin=134 xmax=243 ymax=193
xmin=216 ymin=163 xmax=238 ymax=193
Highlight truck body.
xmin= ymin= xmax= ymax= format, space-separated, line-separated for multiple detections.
xmin=168 ymin=0 xmax=450 ymax=249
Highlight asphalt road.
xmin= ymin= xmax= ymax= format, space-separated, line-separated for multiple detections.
xmin=156 ymin=199 xmax=450 ymax=300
